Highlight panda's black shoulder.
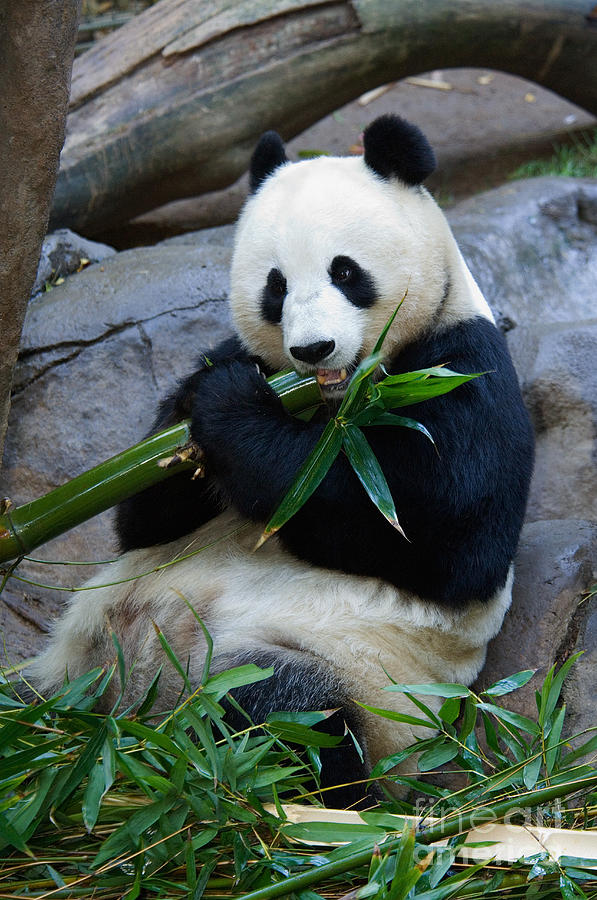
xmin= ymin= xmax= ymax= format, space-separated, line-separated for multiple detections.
xmin=392 ymin=315 xmax=515 ymax=376
xmin=386 ymin=314 xmax=534 ymax=449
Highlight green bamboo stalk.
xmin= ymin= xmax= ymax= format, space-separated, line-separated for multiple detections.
xmin=0 ymin=371 xmax=320 ymax=564
xmin=239 ymin=775 xmax=597 ymax=900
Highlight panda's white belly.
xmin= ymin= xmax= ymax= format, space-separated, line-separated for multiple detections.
xmin=33 ymin=509 xmax=512 ymax=765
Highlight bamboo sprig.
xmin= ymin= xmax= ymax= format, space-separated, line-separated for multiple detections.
xmin=259 ymin=301 xmax=484 ymax=545
xmin=0 ymin=370 xmax=322 ymax=564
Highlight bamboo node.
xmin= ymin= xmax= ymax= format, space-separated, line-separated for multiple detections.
xmin=158 ymin=440 xmax=204 ymax=470
xmin=0 ymin=497 xmax=14 ymax=515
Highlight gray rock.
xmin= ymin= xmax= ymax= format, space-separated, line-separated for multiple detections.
xmin=31 ymin=228 xmax=116 ymax=298
xmin=450 ymin=177 xmax=597 ymax=375
xmin=0 ymin=228 xmax=236 ymax=662
xmin=450 ymin=177 xmax=597 ymax=524
xmin=524 ymin=323 xmax=597 ymax=523
xmin=475 ymin=520 xmax=597 ymax=724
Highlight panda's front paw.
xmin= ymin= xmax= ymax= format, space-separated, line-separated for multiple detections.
xmin=191 ymin=359 xmax=284 ymax=456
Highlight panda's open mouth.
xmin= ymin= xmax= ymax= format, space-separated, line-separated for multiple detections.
xmin=315 ymin=365 xmax=353 ymax=396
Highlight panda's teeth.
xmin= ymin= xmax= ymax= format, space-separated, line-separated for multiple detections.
xmin=316 ymin=368 xmax=348 ymax=386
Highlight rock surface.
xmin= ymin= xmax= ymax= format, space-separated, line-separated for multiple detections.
xmin=31 ymin=228 xmax=116 ymax=298
xmin=0 ymin=178 xmax=595 ymax=735
xmin=475 ymin=520 xmax=597 ymax=732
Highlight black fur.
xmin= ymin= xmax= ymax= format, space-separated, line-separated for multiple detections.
xmin=118 ymin=317 xmax=534 ymax=608
xmin=249 ymin=131 xmax=288 ymax=193
xmin=363 ymin=115 xmax=436 ymax=186
xmin=261 ymin=267 xmax=287 ymax=324
xmin=116 ymin=336 xmax=270 ymax=550
xmin=329 ymin=255 xmax=378 ymax=309
xmin=214 ymin=648 xmax=375 ymax=808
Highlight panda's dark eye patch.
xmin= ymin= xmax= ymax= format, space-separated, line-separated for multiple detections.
xmin=261 ymin=267 xmax=287 ymax=324
xmin=330 ymin=255 xmax=377 ymax=309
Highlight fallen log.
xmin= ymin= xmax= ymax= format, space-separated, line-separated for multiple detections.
xmin=51 ymin=0 xmax=597 ymax=235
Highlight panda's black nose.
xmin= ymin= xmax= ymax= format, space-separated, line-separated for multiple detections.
xmin=289 ymin=340 xmax=335 ymax=365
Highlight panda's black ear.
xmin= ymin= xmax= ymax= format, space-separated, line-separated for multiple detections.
xmin=249 ymin=131 xmax=288 ymax=193
xmin=363 ymin=115 xmax=436 ymax=186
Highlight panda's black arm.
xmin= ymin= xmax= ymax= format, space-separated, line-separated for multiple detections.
xmin=194 ymin=319 xmax=534 ymax=608
xmin=116 ymin=335 xmax=259 ymax=551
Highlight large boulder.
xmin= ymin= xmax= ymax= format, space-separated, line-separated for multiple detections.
xmin=1 ymin=178 xmax=595 ymax=730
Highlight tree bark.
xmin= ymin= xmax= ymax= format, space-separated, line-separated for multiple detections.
xmin=50 ymin=0 xmax=597 ymax=236
xmin=0 ymin=1 xmax=81 ymax=467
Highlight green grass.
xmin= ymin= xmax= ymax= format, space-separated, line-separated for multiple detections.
xmin=511 ymin=129 xmax=597 ymax=180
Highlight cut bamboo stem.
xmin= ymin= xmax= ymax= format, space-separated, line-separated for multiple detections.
xmin=240 ymin=776 xmax=597 ymax=900
xmin=0 ymin=370 xmax=320 ymax=564
xmin=277 ymin=802 xmax=597 ymax=867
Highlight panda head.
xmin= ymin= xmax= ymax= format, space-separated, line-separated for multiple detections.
xmin=230 ymin=115 xmax=480 ymax=397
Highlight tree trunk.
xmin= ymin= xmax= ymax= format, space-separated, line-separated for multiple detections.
xmin=0 ymin=1 xmax=80 ymax=467
xmin=51 ymin=0 xmax=597 ymax=236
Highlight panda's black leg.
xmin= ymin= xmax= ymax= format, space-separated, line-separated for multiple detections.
xmin=212 ymin=648 xmax=377 ymax=809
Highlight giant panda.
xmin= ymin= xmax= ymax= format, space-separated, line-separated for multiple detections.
xmin=32 ymin=115 xmax=534 ymax=806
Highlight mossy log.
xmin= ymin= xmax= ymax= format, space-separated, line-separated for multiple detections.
xmin=51 ymin=0 xmax=597 ymax=235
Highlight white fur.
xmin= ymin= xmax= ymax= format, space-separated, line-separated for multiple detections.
xmin=230 ymin=156 xmax=493 ymax=375
xmin=32 ymin=510 xmax=511 ymax=770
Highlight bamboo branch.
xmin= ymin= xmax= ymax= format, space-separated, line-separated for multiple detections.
xmin=0 ymin=371 xmax=320 ymax=564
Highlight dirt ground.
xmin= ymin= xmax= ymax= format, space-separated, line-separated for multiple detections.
xmin=109 ymin=67 xmax=595 ymax=247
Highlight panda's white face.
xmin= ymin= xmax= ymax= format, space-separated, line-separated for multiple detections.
xmin=230 ymin=154 xmax=484 ymax=396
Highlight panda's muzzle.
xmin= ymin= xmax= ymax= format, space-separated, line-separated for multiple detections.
xmin=289 ymin=340 xmax=336 ymax=365
xmin=288 ymin=340 xmax=353 ymax=393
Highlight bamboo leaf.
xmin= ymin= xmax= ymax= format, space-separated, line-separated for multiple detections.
xmin=266 ymin=720 xmax=343 ymax=748
xmin=542 ymin=652 xmax=584 ymax=725
xmin=191 ymin=856 xmax=216 ymax=900
xmin=545 ymin=704 xmax=566 ymax=775
xmin=359 ymin=811 xmax=408 ymax=830
xmin=561 ymin=732 xmax=597 ymax=768
xmin=82 ymin=763 xmax=105 ymax=833
xmin=337 ymin=352 xmax=384 ymax=418
xmin=379 ymin=365 xmax=465 ymax=383
xmin=477 ymin=702 xmax=540 ymax=735
xmin=258 ymin=419 xmax=343 ymax=546
xmin=7 ymin=766 xmax=57 ymax=840
xmin=92 ymin=793 xmax=179 ymax=868
xmin=377 ymin=371 xmax=483 ymax=408
xmin=136 ymin=666 xmax=163 ymax=716
xmin=417 ymin=741 xmax=459 ymax=771
xmin=336 ymin=299 xmax=406 ymax=420
xmin=252 ymin=765 xmax=306 ymax=788
xmin=522 ymin=753 xmax=543 ymax=790
xmin=385 ymin=683 xmax=471 ymax=698
xmin=117 ymin=719 xmax=181 ymax=755
xmin=372 ymin=295 xmax=406 ymax=354
xmin=438 ymin=696 xmax=461 ymax=724
xmin=283 ymin=821 xmax=387 ymax=844
xmin=352 ymin=409 xmax=436 ymax=448
xmin=152 ymin=621 xmax=193 ymax=693
xmin=483 ymin=669 xmax=536 ymax=696
xmin=0 ymin=810 xmax=33 ymax=855
xmin=203 ymin=664 xmax=274 ymax=696
xmin=342 ymin=424 xmax=407 ymax=538
xmin=357 ymin=701 xmax=435 ymax=730
xmin=369 ymin=746 xmax=420 ymax=778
